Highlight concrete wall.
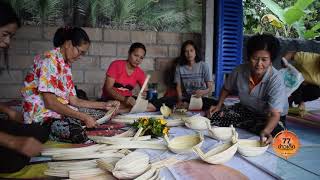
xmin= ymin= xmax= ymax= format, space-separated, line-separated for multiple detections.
xmin=0 ymin=26 xmax=201 ymax=101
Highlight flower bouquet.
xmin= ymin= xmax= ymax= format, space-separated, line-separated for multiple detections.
xmin=132 ymin=117 xmax=170 ymax=138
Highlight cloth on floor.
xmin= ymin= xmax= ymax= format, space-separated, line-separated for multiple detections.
xmin=0 ymin=163 xmax=48 ymax=179
xmin=209 ymin=103 xmax=285 ymax=137
xmin=288 ymin=98 xmax=320 ymax=126
xmin=0 ymin=141 xmax=79 ymax=179
xmin=170 ymin=159 xmax=248 ymax=180
xmin=85 ymin=121 xmax=126 ymax=136
xmin=45 ymin=107 xmax=109 ymax=143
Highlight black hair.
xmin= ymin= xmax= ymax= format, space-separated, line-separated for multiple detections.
xmin=246 ymin=33 xmax=280 ymax=62
xmin=0 ymin=2 xmax=21 ymax=73
xmin=128 ymin=42 xmax=146 ymax=56
xmin=0 ymin=2 xmax=21 ymax=28
xmin=53 ymin=27 xmax=90 ymax=47
xmin=178 ymin=40 xmax=201 ymax=65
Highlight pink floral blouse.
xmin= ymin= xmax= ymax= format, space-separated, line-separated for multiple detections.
xmin=21 ymin=48 xmax=76 ymax=124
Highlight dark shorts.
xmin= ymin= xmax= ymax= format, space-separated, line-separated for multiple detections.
xmin=45 ymin=108 xmax=106 ymax=144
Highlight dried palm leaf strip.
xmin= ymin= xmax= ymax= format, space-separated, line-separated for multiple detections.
xmin=166 ymin=118 xmax=185 ymax=127
xmin=68 ymin=168 xmax=106 ymax=179
xmin=42 ymin=144 xmax=106 ymax=156
xmin=100 ymin=141 xmax=167 ymax=150
xmin=52 ymin=151 xmax=125 ymax=161
xmin=47 ymin=160 xmax=97 ymax=168
xmin=113 ymin=127 xmax=136 ymax=137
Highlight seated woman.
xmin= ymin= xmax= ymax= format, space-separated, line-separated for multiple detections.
xmin=283 ymin=51 xmax=320 ymax=116
xmin=168 ymin=40 xmax=214 ymax=110
xmin=0 ymin=2 xmax=48 ymax=173
xmin=207 ymin=34 xmax=288 ymax=145
xmin=21 ymin=27 xmax=119 ymax=143
xmin=101 ymin=42 xmax=156 ymax=112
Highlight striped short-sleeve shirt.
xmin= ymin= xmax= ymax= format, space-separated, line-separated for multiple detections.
xmin=174 ymin=61 xmax=213 ymax=98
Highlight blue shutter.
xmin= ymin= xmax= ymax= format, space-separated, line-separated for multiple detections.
xmin=214 ymin=0 xmax=243 ymax=97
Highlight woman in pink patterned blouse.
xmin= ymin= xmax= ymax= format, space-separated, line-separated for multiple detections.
xmin=21 ymin=27 xmax=119 ymax=143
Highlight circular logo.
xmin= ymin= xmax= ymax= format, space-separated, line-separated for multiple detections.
xmin=272 ymin=130 xmax=300 ymax=159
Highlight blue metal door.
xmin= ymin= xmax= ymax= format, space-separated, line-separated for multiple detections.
xmin=214 ymin=0 xmax=243 ymax=97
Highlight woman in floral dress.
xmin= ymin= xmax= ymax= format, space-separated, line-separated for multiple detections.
xmin=21 ymin=27 xmax=119 ymax=143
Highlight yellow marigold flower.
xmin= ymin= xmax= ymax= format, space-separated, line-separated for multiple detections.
xmin=143 ymin=118 xmax=149 ymax=125
xmin=138 ymin=117 xmax=147 ymax=122
xmin=163 ymin=127 xmax=169 ymax=134
xmin=159 ymin=118 xmax=166 ymax=125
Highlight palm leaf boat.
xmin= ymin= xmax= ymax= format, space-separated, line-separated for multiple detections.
xmin=237 ymin=139 xmax=269 ymax=157
xmin=206 ymin=121 xmax=237 ymax=141
xmin=164 ymin=133 xmax=204 ymax=154
xmin=193 ymin=128 xmax=238 ymax=165
xmin=160 ymin=104 xmax=185 ymax=127
xmin=160 ymin=103 xmax=172 ymax=118
xmin=182 ymin=114 xmax=210 ymax=130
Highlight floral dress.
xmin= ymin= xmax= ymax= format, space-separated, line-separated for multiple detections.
xmin=21 ymin=48 xmax=107 ymax=143
xmin=21 ymin=47 xmax=76 ymax=124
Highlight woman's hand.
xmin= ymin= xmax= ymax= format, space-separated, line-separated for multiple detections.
xmin=260 ymin=130 xmax=273 ymax=145
xmin=12 ymin=137 xmax=43 ymax=157
xmin=105 ymin=101 xmax=120 ymax=116
xmin=125 ymin=97 xmax=136 ymax=107
xmin=193 ymin=90 xmax=204 ymax=98
xmin=206 ymin=105 xmax=222 ymax=118
xmin=82 ymin=114 xmax=97 ymax=128
xmin=104 ymin=101 xmax=120 ymax=110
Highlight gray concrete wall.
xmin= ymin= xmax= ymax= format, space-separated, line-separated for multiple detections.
xmin=0 ymin=26 xmax=201 ymax=100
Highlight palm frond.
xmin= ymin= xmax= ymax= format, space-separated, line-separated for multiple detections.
xmin=74 ymin=0 xmax=90 ymax=17
xmin=89 ymin=0 xmax=115 ymax=26
xmin=115 ymin=0 xmax=136 ymax=24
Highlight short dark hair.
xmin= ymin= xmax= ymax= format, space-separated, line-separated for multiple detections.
xmin=0 ymin=2 xmax=21 ymax=28
xmin=178 ymin=40 xmax=201 ymax=65
xmin=128 ymin=42 xmax=146 ymax=56
xmin=53 ymin=27 xmax=90 ymax=47
xmin=246 ymin=33 xmax=280 ymax=62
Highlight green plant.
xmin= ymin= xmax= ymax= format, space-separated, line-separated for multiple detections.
xmin=3 ymin=0 xmax=202 ymax=33
xmin=132 ymin=117 xmax=169 ymax=138
xmin=3 ymin=0 xmax=64 ymax=25
xmin=260 ymin=0 xmax=320 ymax=39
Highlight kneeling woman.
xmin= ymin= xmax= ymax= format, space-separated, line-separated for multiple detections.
xmin=207 ymin=34 xmax=288 ymax=145
xmin=101 ymin=43 xmax=156 ymax=112
xmin=21 ymin=27 xmax=119 ymax=143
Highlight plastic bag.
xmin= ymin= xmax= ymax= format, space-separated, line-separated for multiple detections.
xmin=279 ymin=58 xmax=304 ymax=97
